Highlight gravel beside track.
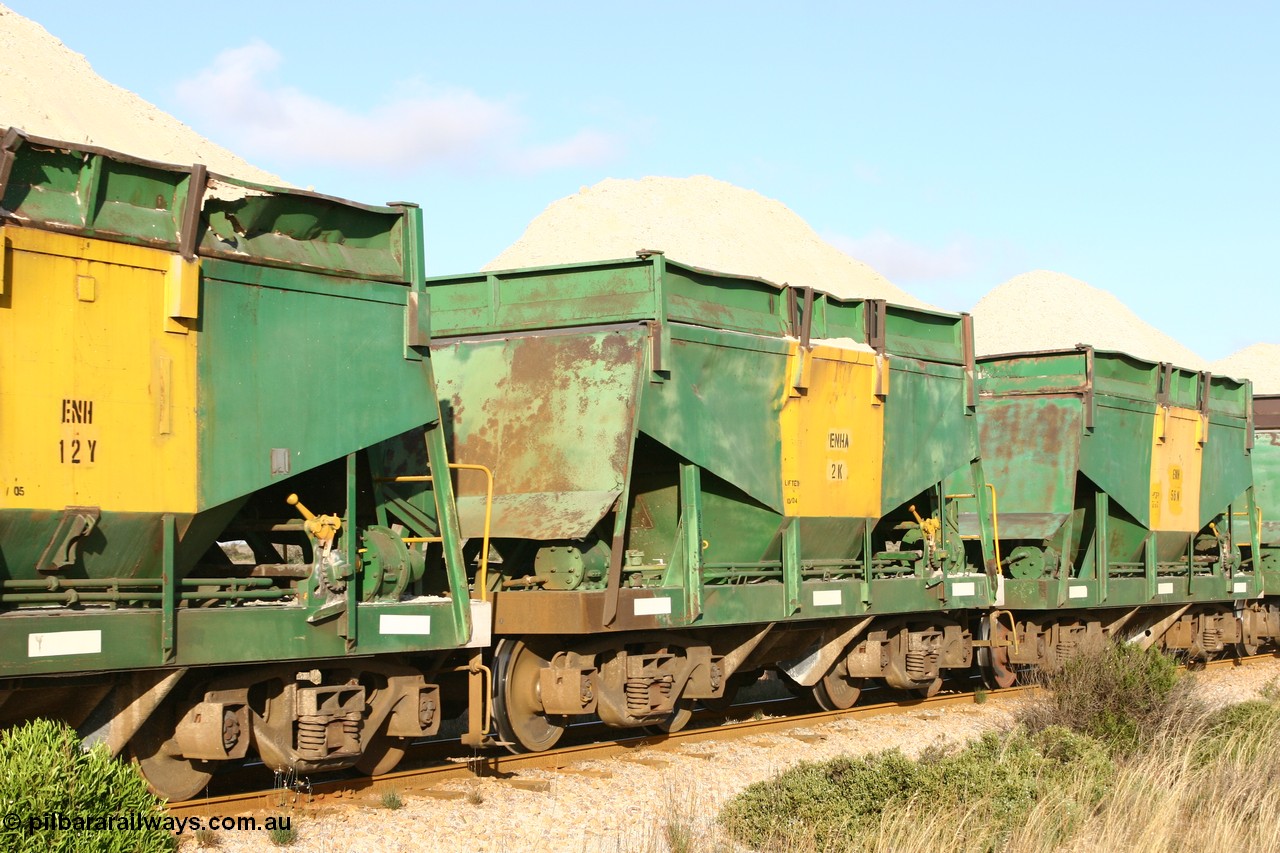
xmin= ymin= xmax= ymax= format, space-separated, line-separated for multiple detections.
xmin=181 ymin=657 xmax=1280 ymax=853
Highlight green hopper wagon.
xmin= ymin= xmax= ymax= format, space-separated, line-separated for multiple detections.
xmin=1244 ymin=395 xmax=1280 ymax=594
xmin=423 ymin=252 xmax=997 ymax=748
xmin=0 ymin=131 xmax=477 ymax=797
xmin=970 ymin=346 xmax=1267 ymax=682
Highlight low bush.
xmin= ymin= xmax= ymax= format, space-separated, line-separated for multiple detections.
xmin=1018 ymin=641 xmax=1194 ymax=753
xmin=0 ymin=718 xmax=175 ymax=853
xmin=719 ymin=726 xmax=1111 ymax=851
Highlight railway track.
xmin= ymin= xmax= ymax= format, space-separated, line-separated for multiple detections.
xmin=167 ymin=652 xmax=1274 ymax=819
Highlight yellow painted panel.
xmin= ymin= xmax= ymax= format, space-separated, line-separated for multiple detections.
xmin=780 ymin=341 xmax=884 ymax=518
xmin=0 ymin=227 xmax=199 ymax=513
xmin=1149 ymin=405 xmax=1203 ymax=532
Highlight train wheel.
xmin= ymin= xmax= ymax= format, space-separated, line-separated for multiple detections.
xmin=354 ymin=734 xmax=409 ymax=776
xmin=812 ymin=663 xmax=863 ymax=711
xmin=130 ymin=710 xmax=214 ymax=801
xmin=644 ymin=700 xmax=693 ymax=736
xmin=978 ymin=619 xmax=1018 ymax=689
xmin=493 ymin=639 xmax=566 ymax=754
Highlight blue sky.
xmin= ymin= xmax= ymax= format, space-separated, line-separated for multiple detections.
xmin=10 ymin=2 xmax=1277 ymax=360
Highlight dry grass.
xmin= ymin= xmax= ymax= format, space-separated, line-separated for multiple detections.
xmin=599 ymin=777 xmax=736 ymax=853
xmin=719 ymin=706 xmax=1280 ymax=852
xmin=715 ymin=647 xmax=1280 ymax=853
xmin=1068 ymin=702 xmax=1280 ymax=853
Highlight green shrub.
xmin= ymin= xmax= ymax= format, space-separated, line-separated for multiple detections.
xmin=1190 ymin=698 xmax=1280 ymax=766
xmin=720 ymin=750 xmax=919 ymax=849
xmin=719 ymin=726 xmax=1111 ymax=851
xmin=1019 ymin=641 xmax=1191 ymax=754
xmin=0 ymin=718 xmax=175 ymax=853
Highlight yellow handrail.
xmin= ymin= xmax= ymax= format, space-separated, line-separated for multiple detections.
xmin=944 ymin=483 xmax=1001 ymax=571
xmin=1231 ymin=506 xmax=1265 ymax=530
xmin=377 ymin=463 xmax=495 ymax=602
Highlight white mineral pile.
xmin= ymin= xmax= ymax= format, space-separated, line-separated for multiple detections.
xmin=1212 ymin=344 xmax=1280 ymax=394
xmin=972 ymin=270 xmax=1207 ymax=369
xmin=486 ymin=175 xmax=931 ymax=308
xmin=0 ymin=5 xmax=281 ymax=184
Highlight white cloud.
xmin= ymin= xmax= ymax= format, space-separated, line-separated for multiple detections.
xmin=508 ymin=129 xmax=619 ymax=174
xmin=175 ymin=41 xmax=620 ymax=174
xmin=827 ymin=228 xmax=978 ymax=282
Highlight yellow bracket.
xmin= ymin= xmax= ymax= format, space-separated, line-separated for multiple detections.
xmin=377 ymin=462 xmax=495 ymax=602
xmin=163 ymin=254 xmax=200 ymax=334
xmin=873 ymin=353 xmax=890 ymax=401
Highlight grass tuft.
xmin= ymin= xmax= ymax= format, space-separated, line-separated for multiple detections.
xmin=267 ymin=821 xmax=297 ymax=846
xmin=193 ymin=827 xmax=219 ymax=848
